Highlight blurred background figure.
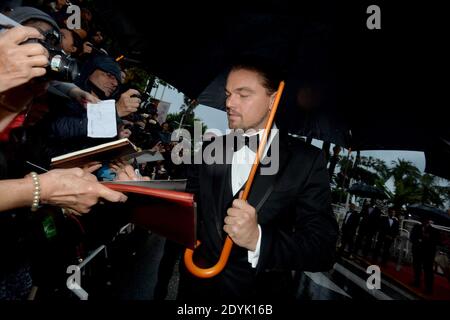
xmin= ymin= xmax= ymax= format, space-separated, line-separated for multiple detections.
xmin=373 ymin=207 xmax=399 ymax=265
xmin=410 ymin=218 xmax=440 ymax=294
xmin=338 ymin=203 xmax=360 ymax=258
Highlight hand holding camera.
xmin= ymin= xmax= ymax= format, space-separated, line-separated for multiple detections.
xmin=0 ymin=26 xmax=49 ymax=93
xmin=116 ymin=88 xmax=141 ymax=117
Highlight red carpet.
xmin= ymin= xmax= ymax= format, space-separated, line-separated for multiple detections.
xmin=357 ymin=257 xmax=450 ymax=300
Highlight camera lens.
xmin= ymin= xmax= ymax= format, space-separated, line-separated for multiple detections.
xmin=48 ymin=51 xmax=80 ymax=82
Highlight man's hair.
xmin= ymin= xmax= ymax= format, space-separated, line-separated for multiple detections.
xmin=230 ymin=55 xmax=284 ymax=95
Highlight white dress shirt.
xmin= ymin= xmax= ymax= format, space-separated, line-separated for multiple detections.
xmin=231 ymin=125 xmax=277 ymax=268
xmin=344 ymin=211 xmax=353 ymax=225
xmin=388 ymin=217 xmax=393 ymax=228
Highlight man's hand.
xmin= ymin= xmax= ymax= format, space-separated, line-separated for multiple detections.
xmin=69 ymin=87 xmax=100 ymax=106
xmin=110 ymin=161 xmax=150 ymax=181
xmin=116 ymin=89 xmax=141 ymax=117
xmin=0 ymin=26 xmax=48 ymax=93
xmin=150 ymin=141 xmax=164 ymax=153
xmin=118 ymin=127 xmax=132 ymax=139
xmin=82 ymin=41 xmax=93 ymax=54
xmin=224 ymin=191 xmax=260 ymax=251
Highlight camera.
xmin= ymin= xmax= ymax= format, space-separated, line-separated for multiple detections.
xmin=36 ymin=38 xmax=80 ymax=82
xmin=27 ymin=28 xmax=80 ymax=82
xmin=0 ymin=13 xmax=79 ymax=82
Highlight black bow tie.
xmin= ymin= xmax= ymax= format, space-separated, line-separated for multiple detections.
xmin=234 ymin=134 xmax=260 ymax=153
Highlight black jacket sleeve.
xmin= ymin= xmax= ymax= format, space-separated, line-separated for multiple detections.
xmin=257 ymin=151 xmax=339 ymax=273
xmin=51 ymin=115 xmax=88 ymax=140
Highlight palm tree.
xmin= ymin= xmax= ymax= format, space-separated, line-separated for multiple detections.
xmin=165 ymin=111 xmax=207 ymax=138
xmin=417 ymin=174 xmax=446 ymax=208
xmin=334 ymin=156 xmax=355 ymax=189
xmin=370 ymin=158 xmax=393 ymax=198
xmin=390 ymin=159 xmax=422 ymax=209
xmin=390 ymin=159 xmax=421 ymax=183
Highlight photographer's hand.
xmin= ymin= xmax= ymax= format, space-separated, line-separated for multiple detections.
xmin=0 ymin=26 xmax=48 ymax=93
xmin=116 ymin=89 xmax=141 ymax=117
xmin=82 ymin=41 xmax=93 ymax=54
xmin=69 ymin=86 xmax=100 ymax=106
xmin=110 ymin=161 xmax=150 ymax=181
xmin=118 ymin=127 xmax=132 ymax=139
xmin=150 ymin=141 xmax=164 ymax=153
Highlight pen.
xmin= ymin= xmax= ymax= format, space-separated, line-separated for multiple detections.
xmin=26 ymin=161 xmax=49 ymax=173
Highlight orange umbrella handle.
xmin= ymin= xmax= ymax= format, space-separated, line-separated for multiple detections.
xmin=184 ymin=81 xmax=286 ymax=278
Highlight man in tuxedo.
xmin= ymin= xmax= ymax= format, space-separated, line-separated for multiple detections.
xmin=338 ymin=203 xmax=360 ymax=257
xmin=179 ymin=56 xmax=338 ymax=300
xmin=373 ymin=207 xmax=399 ymax=264
xmin=354 ymin=199 xmax=382 ymax=257
xmin=411 ymin=218 xmax=440 ymax=294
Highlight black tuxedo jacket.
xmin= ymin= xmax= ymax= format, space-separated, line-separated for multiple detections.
xmin=378 ymin=216 xmax=400 ymax=239
xmin=183 ymin=133 xmax=338 ymax=300
xmin=342 ymin=210 xmax=360 ymax=236
xmin=359 ymin=206 xmax=382 ymax=234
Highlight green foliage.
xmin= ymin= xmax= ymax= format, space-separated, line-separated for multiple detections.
xmin=331 ymin=154 xmax=448 ymax=209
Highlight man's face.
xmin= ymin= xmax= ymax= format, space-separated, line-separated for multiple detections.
xmin=89 ymin=69 xmax=118 ymax=97
xmin=24 ymin=19 xmax=53 ymax=37
xmin=225 ymin=69 xmax=275 ymax=131
xmin=92 ymin=31 xmax=104 ymax=45
xmin=81 ymin=9 xmax=93 ymax=22
xmin=61 ymin=29 xmax=76 ymax=54
xmin=24 ymin=19 xmax=61 ymax=50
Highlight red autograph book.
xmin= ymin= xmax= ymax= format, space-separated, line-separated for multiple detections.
xmin=103 ymin=181 xmax=197 ymax=249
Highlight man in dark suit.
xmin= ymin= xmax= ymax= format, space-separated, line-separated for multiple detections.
xmin=410 ymin=218 xmax=440 ymax=294
xmin=338 ymin=203 xmax=360 ymax=257
xmin=178 ymin=57 xmax=338 ymax=300
xmin=373 ymin=207 xmax=399 ymax=264
xmin=354 ymin=199 xmax=382 ymax=257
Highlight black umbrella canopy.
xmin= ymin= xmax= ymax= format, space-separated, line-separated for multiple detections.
xmin=424 ymin=137 xmax=450 ymax=181
xmin=348 ymin=182 xmax=388 ymax=200
xmin=94 ymin=1 xmax=445 ymax=152
xmin=407 ymin=204 xmax=450 ymax=227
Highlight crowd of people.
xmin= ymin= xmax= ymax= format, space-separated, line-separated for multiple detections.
xmin=338 ymin=200 xmax=442 ymax=294
xmin=0 ymin=2 xmax=182 ymax=300
xmin=338 ymin=201 xmax=400 ymax=262
xmin=1 ymin=1 xmax=446 ymax=302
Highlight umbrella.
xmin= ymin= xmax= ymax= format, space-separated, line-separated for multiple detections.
xmin=348 ymin=182 xmax=388 ymax=200
xmin=424 ymin=137 xmax=450 ymax=181
xmin=94 ymin=0 xmax=446 ymax=153
xmin=407 ymin=204 xmax=450 ymax=227
xmin=93 ymin=0 xmax=447 ymax=275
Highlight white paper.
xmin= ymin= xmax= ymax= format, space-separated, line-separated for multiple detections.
xmin=134 ymin=151 xmax=165 ymax=164
xmin=87 ymin=100 xmax=117 ymax=138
